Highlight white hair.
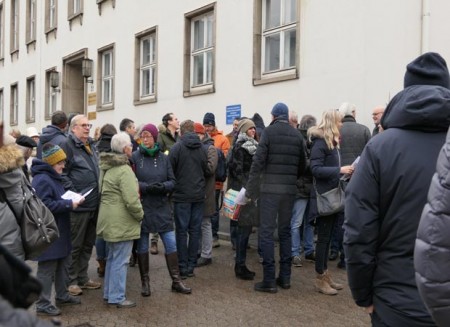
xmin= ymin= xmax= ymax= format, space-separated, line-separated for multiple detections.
xmin=338 ymin=102 xmax=356 ymax=117
xmin=111 ymin=132 xmax=131 ymax=154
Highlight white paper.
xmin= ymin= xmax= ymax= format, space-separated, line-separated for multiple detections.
xmin=235 ymin=187 xmax=248 ymax=205
xmin=61 ymin=188 xmax=92 ymax=202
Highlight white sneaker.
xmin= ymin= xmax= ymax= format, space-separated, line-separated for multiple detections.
xmin=292 ymin=255 xmax=303 ymax=267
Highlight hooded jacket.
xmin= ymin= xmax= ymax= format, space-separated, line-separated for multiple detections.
xmin=415 ymin=127 xmax=450 ymax=327
xmin=157 ymin=126 xmax=178 ymax=153
xmin=344 ymin=84 xmax=450 ymax=327
xmin=31 ymin=159 xmax=73 ymax=261
xmin=169 ymin=132 xmax=208 ymax=202
xmin=201 ymin=135 xmax=218 ymax=216
xmin=132 ymin=146 xmax=176 ymax=234
xmin=0 ymin=145 xmax=25 ymax=260
xmin=36 ymin=125 xmax=67 ymax=159
xmin=97 ymin=152 xmax=143 ymax=242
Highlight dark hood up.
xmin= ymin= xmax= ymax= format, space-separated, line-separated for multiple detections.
xmin=180 ymin=132 xmax=202 ymax=149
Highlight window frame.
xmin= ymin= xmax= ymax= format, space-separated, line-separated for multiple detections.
xmin=45 ymin=0 xmax=58 ymax=36
xmin=134 ymin=26 xmax=158 ymax=105
xmin=97 ymin=43 xmax=115 ymax=111
xmin=0 ymin=2 xmax=4 ymax=61
xmin=68 ymin=0 xmax=83 ymax=29
xmin=26 ymin=0 xmax=37 ymax=45
xmin=183 ymin=3 xmax=216 ymax=97
xmin=26 ymin=76 xmax=36 ymax=123
xmin=10 ymin=0 xmax=19 ymax=55
xmin=0 ymin=88 xmax=4 ymax=122
xmin=253 ymin=0 xmax=300 ymax=86
xmin=10 ymin=83 xmax=18 ymax=126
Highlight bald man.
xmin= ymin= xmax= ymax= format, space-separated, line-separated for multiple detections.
xmin=372 ymin=106 xmax=385 ymax=136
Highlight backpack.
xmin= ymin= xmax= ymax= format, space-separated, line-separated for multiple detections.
xmin=215 ymin=148 xmax=228 ymax=182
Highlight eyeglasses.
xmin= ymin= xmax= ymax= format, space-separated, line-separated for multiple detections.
xmin=77 ymin=123 xmax=93 ymax=129
xmin=141 ymin=135 xmax=154 ymax=140
xmin=372 ymin=113 xmax=382 ymax=116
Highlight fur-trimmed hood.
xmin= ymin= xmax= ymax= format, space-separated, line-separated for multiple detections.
xmin=308 ymin=126 xmax=324 ymax=140
xmin=0 ymin=145 xmax=25 ymax=174
xmin=99 ymin=152 xmax=129 ymax=171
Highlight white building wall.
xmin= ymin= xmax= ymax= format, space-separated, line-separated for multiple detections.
xmin=1 ymin=0 xmax=450 ymax=135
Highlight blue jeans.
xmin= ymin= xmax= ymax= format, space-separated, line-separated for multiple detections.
xmin=303 ymin=220 xmax=315 ymax=256
xmin=259 ymin=193 xmax=294 ymax=283
xmin=291 ymin=198 xmax=308 ymax=257
xmin=104 ymin=240 xmax=133 ymax=304
xmin=137 ymin=230 xmax=177 ymax=255
xmin=174 ymin=201 xmax=204 ymax=273
xmin=95 ymin=237 xmax=108 ymax=260
xmin=235 ymin=225 xmax=252 ymax=265
xmin=210 ymin=190 xmax=221 ymax=240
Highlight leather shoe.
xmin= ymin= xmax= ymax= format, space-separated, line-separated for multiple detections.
xmin=37 ymin=306 xmax=61 ymax=316
xmin=116 ymin=299 xmax=136 ymax=308
xmin=196 ymin=257 xmax=212 ymax=267
xmin=235 ymin=265 xmax=255 ymax=280
xmin=150 ymin=242 xmax=159 ymax=255
xmin=56 ymin=296 xmax=81 ymax=306
xmin=329 ymin=251 xmax=338 ymax=261
xmin=187 ymin=269 xmax=195 ymax=277
xmin=276 ymin=277 xmax=291 ymax=289
xmin=254 ymin=281 xmax=277 ymax=293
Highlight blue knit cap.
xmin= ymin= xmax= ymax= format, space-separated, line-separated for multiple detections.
xmin=271 ymin=102 xmax=289 ymax=119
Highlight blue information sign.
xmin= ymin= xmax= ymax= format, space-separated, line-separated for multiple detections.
xmin=226 ymin=105 xmax=241 ymax=125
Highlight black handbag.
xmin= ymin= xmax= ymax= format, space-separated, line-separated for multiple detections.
xmin=314 ymin=149 xmax=345 ymax=216
xmin=2 ymin=175 xmax=60 ymax=260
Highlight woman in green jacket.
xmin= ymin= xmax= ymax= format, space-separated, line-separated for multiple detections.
xmin=97 ymin=132 xmax=144 ymax=308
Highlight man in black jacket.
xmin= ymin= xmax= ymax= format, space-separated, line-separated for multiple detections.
xmin=169 ymin=120 xmax=208 ymax=278
xmin=344 ymin=52 xmax=450 ymax=326
xmin=246 ymin=103 xmax=306 ymax=293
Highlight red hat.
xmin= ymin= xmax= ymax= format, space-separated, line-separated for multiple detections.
xmin=194 ymin=122 xmax=205 ymax=134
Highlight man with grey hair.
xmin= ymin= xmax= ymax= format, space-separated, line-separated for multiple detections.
xmin=372 ymin=105 xmax=385 ymax=136
xmin=60 ymin=114 xmax=101 ymax=296
xmin=330 ymin=103 xmax=371 ymax=268
xmin=289 ymin=110 xmax=299 ymax=128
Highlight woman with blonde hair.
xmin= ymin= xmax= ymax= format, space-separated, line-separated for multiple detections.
xmin=308 ymin=110 xmax=353 ymax=295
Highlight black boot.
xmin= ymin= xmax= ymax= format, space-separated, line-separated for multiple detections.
xmin=129 ymin=244 xmax=137 ymax=267
xmin=165 ymin=253 xmax=192 ymax=294
xmin=137 ymin=252 xmax=150 ymax=297
xmin=235 ymin=264 xmax=255 ymax=280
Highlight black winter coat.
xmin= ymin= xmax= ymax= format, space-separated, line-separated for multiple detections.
xmin=169 ymin=132 xmax=207 ymax=203
xmin=296 ymin=128 xmax=313 ymax=199
xmin=344 ymin=84 xmax=450 ymax=327
xmin=132 ymin=147 xmax=175 ymax=233
xmin=60 ymin=133 xmax=100 ymax=212
xmin=228 ymin=135 xmax=259 ymax=226
xmin=246 ymin=119 xmax=306 ymax=198
xmin=339 ymin=115 xmax=370 ymax=166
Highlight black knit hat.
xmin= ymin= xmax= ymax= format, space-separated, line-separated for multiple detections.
xmin=404 ymin=52 xmax=450 ymax=89
xmin=203 ymin=112 xmax=215 ymax=126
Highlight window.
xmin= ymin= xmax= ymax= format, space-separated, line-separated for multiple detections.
xmin=0 ymin=2 xmax=4 ymax=60
xmin=45 ymin=69 xmax=58 ymax=119
xmin=68 ymin=0 xmax=83 ymax=28
xmin=26 ymin=0 xmax=36 ymax=44
xmin=0 ymin=88 xmax=4 ymax=122
xmin=45 ymin=0 xmax=58 ymax=33
xmin=26 ymin=77 xmax=36 ymax=123
xmin=183 ymin=3 xmax=216 ymax=97
xmin=253 ymin=0 xmax=299 ymax=85
xmin=97 ymin=44 xmax=114 ymax=110
xmin=10 ymin=0 xmax=19 ymax=54
xmin=134 ymin=27 xmax=157 ymax=105
xmin=10 ymin=83 xmax=18 ymax=126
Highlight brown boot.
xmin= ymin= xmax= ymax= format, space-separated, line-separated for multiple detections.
xmin=315 ymin=273 xmax=338 ymax=295
xmin=150 ymin=241 xmax=159 ymax=255
xmin=137 ymin=252 xmax=151 ymax=297
xmin=165 ymin=252 xmax=192 ymax=294
xmin=97 ymin=259 xmax=106 ymax=278
xmin=324 ymin=270 xmax=343 ymax=290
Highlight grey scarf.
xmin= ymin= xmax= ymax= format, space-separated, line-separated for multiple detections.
xmin=237 ymin=133 xmax=258 ymax=155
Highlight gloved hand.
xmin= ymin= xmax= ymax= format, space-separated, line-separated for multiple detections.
xmin=146 ymin=182 xmax=165 ymax=195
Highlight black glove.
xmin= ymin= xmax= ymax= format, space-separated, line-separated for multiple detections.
xmin=146 ymin=182 xmax=165 ymax=195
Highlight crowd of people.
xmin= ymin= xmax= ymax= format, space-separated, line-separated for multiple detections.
xmin=2 ymin=51 xmax=450 ymax=327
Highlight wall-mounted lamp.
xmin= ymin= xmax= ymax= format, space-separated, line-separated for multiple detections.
xmin=50 ymin=70 xmax=61 ymax=92
xmin=82 ymin=58 xmax=94 ymax=84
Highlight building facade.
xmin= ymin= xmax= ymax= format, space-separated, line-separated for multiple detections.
xmin=0 ymin=0 xmax=450 ymax=134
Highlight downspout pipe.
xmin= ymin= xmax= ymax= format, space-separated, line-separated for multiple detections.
xmin=421 ymin=0 xmax=430 ymax=54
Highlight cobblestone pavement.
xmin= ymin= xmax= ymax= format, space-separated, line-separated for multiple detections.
xmin=32 ymin=237 xmax=370 ymax=327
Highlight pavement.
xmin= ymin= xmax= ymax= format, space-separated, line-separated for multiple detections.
xmin=30 ymin=216 xmax=370 ymax=327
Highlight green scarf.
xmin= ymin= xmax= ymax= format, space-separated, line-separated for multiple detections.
xmin=140 ymin=143 xmax=160 ymax=157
